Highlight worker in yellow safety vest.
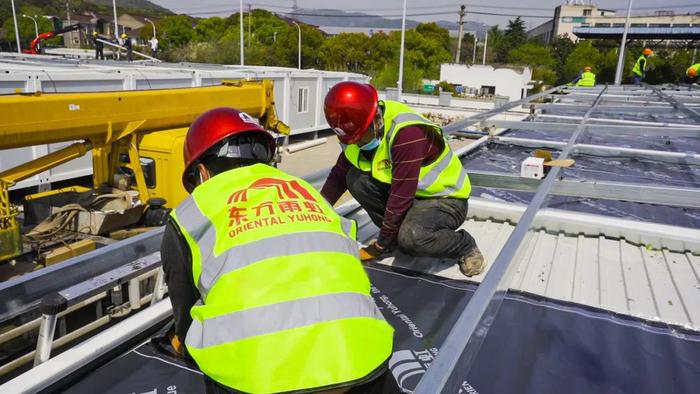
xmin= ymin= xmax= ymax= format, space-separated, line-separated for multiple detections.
xmin=632 ymin=48 xmax=653 ymax=85
xmin=161 ymin=107 xmax=395 ymax=393
xmin=321 ymin=81 xmax=485 ymax=277
xmin=573 ymin=66 xmax=596 ymax=87
xmin=686 ymin=63 xmax=700 ymax=82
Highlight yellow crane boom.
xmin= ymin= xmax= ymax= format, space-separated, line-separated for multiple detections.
xmin=0 ymin=80 xmax=289 ymax=261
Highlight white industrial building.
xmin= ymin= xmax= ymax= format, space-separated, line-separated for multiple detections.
xmin=439 ymin=64 xmax=533 ymax=101
xmin=528 ymin=1 xmax=700 ymax=44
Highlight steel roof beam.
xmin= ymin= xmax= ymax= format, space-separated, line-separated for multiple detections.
xmin=646 ymin=84 xmax=700 ymax=123
xmin=416 ymin=86 xmax=610 ymax=393
xmin=481 ymin=119 xmax=700 ymax=137
xmin=469 ymin=170 xmax=700 ymax=209
xmin=495 ymin=136 xmax=700 ymax=165
xmin=535 ymin=104 xmax=683 ymax=114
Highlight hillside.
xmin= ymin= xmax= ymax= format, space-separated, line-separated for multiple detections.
xmin=290 ymin=8 xmax=489 ymax=36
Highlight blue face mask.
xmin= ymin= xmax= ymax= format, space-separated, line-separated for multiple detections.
xmin=360 ymin=137 xmax=380 ymax=151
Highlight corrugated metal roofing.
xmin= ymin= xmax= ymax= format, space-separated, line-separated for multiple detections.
xmin=374 ymin=219 xmax=700 ymax=331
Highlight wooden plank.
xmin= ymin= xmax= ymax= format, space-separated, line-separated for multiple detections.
xmin=42 ymin=239 xmax=96 ymax=266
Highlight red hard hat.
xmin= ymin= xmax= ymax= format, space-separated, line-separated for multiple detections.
xmin=643 ymin=48 xmax=653 ymax=56
xmin=688 ymin=67 xmax=698 ymax=78
xmin=324 ymin=81 xmax=378 ymax=145
xmin=182 ymin=107 xmax=275 ymax=192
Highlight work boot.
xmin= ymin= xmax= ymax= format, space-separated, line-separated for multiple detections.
xmin=458 ymin=247 xmax=485 ymax=277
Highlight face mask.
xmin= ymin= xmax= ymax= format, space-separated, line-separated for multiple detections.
xmin=360 ymin=137 xmax=380 ymax=151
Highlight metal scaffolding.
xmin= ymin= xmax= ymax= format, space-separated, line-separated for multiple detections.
xmin=416 ymin=84 xmax=700 ymax=391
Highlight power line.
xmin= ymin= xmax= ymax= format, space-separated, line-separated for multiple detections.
xmin=183 ymin=7 xmax=552 ymax=19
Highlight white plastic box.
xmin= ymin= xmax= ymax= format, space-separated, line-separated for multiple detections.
xmin=521 ymin=157 xmax=545 ymax=179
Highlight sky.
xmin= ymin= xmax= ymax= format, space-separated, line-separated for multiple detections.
xmin=149 ymin=0 xmax=700 ymax=29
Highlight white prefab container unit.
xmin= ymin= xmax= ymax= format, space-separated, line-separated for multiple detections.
xmin=439 ymin=63 xmax=533 ymax=101
xmin=0 ymin=55 xmax=368 ymax=191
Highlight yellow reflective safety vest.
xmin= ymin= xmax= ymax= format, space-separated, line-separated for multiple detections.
xmin=344 ymin=100 xmax=471 ymax=199
xmin=576 ymin=71 xmax=596 ymax=87
xmin=170 ymin=164 xmax=393 ymax=393
xmin=632 ymin=54 xmax=647 ymax=77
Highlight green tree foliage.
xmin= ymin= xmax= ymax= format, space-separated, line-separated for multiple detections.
xmin=563 ymin=41 xmax=602 ymax=82
xmin=319 ymin=33 xmax=369 ymax=71
xmin=507 ymin=43 xmax=556 ymax=68
xmin=157 ymin=15 xmax=194 ymax=50
xmin=492 ymin=17 xmax=527 ymax=63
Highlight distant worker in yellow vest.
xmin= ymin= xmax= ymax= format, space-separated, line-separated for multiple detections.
xmin=686 ymin=63 xmax=700 ymax=83
xmin=632 ymin=48 xmax=654 ymax=85
xmin=321 ymin=81 xmax=485 ymax=277
xmin=572 ymin=66 xmax=596 ymax=87
xmin=161 ymin=107 xmax=395 ymax=393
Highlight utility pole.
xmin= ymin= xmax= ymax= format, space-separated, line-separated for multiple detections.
xmin=112 ymin=0 xmax=118 ymax=38
xmin=239 ymin=0 xmax=244 ymax=65
xmin=10 ymin=0 xmax=21 ymax=53
xmin=614 ymin=0 xmax=633 ymax=85
xmin=482 ymin=30 xmax=488 ymax=64
xmin=455 ymin=5 xmax=466 ymax=63
xmin=248 ymin=4 xmax=252 ymax=48
xmin=67 ymin=1 xmax=76 ymax=47
xmin=472 ymin=34 xmax=477 ymax=63
xmin=397 ymin=0 xmax=407 ymax=101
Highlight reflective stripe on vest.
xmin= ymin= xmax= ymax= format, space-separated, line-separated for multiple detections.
xmin=169 ymin=164 xmax=393 ymax=393
xmin=174 ymin=198 xmax=358 ymax=300
xmin=576 ymin=71 xmax=596 ymax=87
xmin=187 ymin=292 xmax=383 ymax=348
xmin=632 ymin=55 xmax=647 ymax=77
xmin=343 ymin=100 xmax=471 ymax=199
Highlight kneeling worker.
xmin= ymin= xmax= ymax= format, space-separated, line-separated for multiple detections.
xmin=321 ymin=81 xmax=484 ymax=277
xmin=162 ymin=107 xmax=394 ymax=393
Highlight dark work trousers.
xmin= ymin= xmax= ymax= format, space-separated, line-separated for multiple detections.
xmin=346 ymin=167 xmax=476 ymax=259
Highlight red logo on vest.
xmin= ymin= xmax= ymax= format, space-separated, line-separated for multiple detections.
xmin=227 ymin=178 xmax=317 ymax=204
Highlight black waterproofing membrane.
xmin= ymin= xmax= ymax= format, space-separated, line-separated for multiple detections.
xmin=461 ymin=111 xmax=700 ymax=229
xmin=65 ymin=263 xmax=700 ymax=394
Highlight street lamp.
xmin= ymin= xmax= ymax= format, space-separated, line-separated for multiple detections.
xmin=112 ymin=0 xmax=119 ymax=38
xmin=10 ymin=0 xmax=21 ymax=53
xmin=144 ymin=17 xmax=156 ymax=38
xmin=292 ymin=21 xmax=301 ymax=69
xmin=614 ymin=0 xmax=634 ymax=85
xmin=239 ymin=0 xmax=244 ymax=65
xmin=22 ymin=15 xmax=39 ymax=37
xmin=397 ymin=0 xmax=407 ymax=101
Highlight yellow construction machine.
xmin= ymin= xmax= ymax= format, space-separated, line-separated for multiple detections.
xmin=0 ymin=80 xmax=289 ymax=263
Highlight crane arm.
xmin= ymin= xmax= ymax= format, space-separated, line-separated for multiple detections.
xmin=0 ymin=80 xmax=288 ymax=151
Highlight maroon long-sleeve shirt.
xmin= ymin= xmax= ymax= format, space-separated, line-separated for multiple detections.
xmin=321 ymin=125 xmax=442 ymax=246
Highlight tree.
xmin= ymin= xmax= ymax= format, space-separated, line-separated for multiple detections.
xmin=194 ymin=17 xmax=228 ymax=43
xmin=415 ymin=22 xmax=450 ymax=52
xmin=507 ymin=42 xmax=556 ymax=68
xmin=318 ymin=33 xmax=369 ymax=71
xmin=157 ymin=15 xmax=194 ymax=50
xmin=563 ymin=40 xmax=602 ymax=82
xmin=550 ymin=34 xmax=576 ymax=83
xmin=505 ymin=17 xmax=527 ymax=45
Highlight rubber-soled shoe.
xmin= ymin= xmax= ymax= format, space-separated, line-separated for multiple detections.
xmin=458 ymin=247 xmax=485 ymax=277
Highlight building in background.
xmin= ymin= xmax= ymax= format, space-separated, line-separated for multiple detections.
xmin=528 ymin=1 xmax=700 ymax=44
xmin=439 ymin=64 xmax=533 ymax=101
